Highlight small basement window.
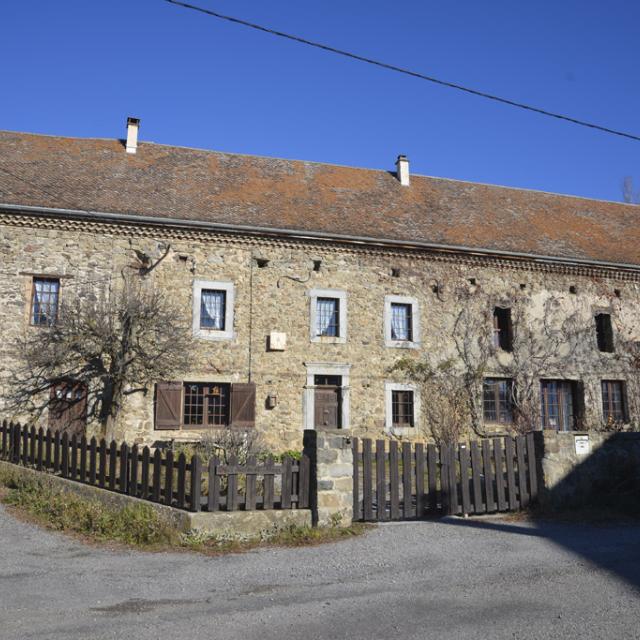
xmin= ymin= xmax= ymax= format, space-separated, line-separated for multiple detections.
xmin=595 ymin=313 xmax=614 ymax=353
xmin=492 ymin=307 xmax=513 ymax=352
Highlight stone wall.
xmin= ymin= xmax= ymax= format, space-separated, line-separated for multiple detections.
xmin=2 ymin=213 xmax=640 ymax=451
xmin=537 ymin=430 xmax=640 ymax=509
xmin=304 ymin=428 xmax=354 ymax=526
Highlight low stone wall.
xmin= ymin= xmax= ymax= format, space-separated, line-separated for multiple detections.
xmin=0 ymin=461 xmax=311 ymax=539
xmin=537 ymin=430 xmax=640 ymax=509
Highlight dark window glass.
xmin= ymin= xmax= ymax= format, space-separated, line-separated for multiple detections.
xmin=391 ymin=303 xmax=413 ymax=341
xmin=392 ymin=390 xmax=414 ymax=427
xmin=482 ymin=378 xmax=514 ymax=424
xmin=601 ymin=380 xmax=627 ymax=424
xmin=31 ymin=278 xmax=60 ymax=326
xmin=492 ymin=307 xmax=513 ymax=352
xmin=183 ymin=383 xmax=230 ymax=427
xmin=316 ymin=298 xmax=340 ymax=337
xmin=200 ymin=290 xmax=226 ymax=330
xmin=595 ymin=313 xmax=614 ymax=352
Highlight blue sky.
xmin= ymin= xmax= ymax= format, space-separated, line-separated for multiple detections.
xmin=2 ymin=0 xmax=639 ymax=202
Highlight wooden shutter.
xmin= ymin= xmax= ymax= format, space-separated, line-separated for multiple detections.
xmin=155 ymin=382 xmax=183 ymax=430
xmin=230 ymin=383 xmax=256 ymax=428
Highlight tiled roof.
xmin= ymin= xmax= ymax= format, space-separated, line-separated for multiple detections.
xmin=0 ymin=129 xmax=638 ymax=266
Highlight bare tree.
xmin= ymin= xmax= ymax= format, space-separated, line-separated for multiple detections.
xmin=394 ymin=279 xmax=598 ymax=440
xmin=389 ymin=356 xmax=471 ymax=445
xmin=493 ymin=293 xmax=599 ymax=434
xmin=9 ymin=277 xmax=196 ymax=439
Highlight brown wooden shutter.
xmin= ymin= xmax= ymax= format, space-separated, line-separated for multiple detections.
xmin=155 ymin=382 xmax=183 ymax=430
xmin=230 ymin=383 xmax=256 ymax=428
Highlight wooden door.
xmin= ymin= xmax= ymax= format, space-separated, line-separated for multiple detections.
xmin=314 ymin=375 xmax=342 ymax=428
xmin=49 ymin=382 xmax=87 ymax=436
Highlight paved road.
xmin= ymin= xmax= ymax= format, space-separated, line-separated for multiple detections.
xmin=1 ymin=505 xmax=639 ymax=640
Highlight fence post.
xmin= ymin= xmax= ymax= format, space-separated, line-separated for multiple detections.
xmin=303 ymin=428 xmax=353 ymax=527
xmin=13 ymin=424 xmax=20 ymax=464
xmin=190 ymin=455 xmax=202 ymax=512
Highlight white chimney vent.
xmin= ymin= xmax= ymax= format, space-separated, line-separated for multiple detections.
xmin=125 ymin=117 xmax=140 ymax=154
xmin=396 ymin=154 xmax=410 ymax=186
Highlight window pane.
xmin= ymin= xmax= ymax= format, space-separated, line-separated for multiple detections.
xmin=316 ymin=298 xmax=339 ymax=336
xmin=391 ymin=303 xmax=412 ymax=341
xmin=200 ymin=290 xmax=226 ymax=330
xmin=602 ymin=380 xmax=625 ymax=423
xmin=32 ymin=278 xmax=60 ymax=326
xmin=392 ymin=390 xmax=414 ymax=427
xmin=483 ymin=378 xmax=513 ymax=424
xmin=183 ymin=382 xmax=230 ymax=427
xmin=541 ymin=380 xmax=576 ymax=431
xmin=184 ymin=384 xmax=204 ymax=425
xmin=206 ymin=384 xmax=230 ymax=426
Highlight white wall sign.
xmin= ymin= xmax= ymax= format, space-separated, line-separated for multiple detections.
xmin=574 ymin=435 xmax=590 ymax=456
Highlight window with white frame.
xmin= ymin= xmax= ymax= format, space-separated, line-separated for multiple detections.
xmin=384 ymin=295 xmax=419 ymax=348
xmin=192 ymin=280 xmax=235 ymax=340
xmin=307 ymin=289 xmax=347 ymax=343
xmin=385 ymin=382 xmax=419 ymax=434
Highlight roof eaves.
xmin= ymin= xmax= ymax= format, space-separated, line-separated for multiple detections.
xmin=2 ymin=202 xmax=640 ymax=273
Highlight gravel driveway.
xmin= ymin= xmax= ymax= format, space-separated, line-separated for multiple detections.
xmin=1 ymin=504 xmax=639 ymax=640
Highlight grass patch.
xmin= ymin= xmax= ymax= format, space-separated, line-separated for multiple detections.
xmin=0 ymin=467 xmax=369 ymax=554
xmin=0 ymin=467 xmax=179 ymax=547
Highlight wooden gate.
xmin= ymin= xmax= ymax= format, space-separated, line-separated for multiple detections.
xmin=352 ymin=434 xmax=540 ymax=521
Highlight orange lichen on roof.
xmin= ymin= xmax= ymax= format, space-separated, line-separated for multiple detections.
xmin=0 ymin=129 xmax=639 ymax=266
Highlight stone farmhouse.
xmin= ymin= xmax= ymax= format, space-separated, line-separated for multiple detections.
xmin=1 ymin=119 xmax=640 ymax=450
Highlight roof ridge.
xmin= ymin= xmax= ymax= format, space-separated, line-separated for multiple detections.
xmin=0 ymin=128 xmax=634 ymax=208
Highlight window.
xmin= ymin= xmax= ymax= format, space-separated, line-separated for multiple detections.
xmin=316 ymin=297 xmax=340 ymax=337
xmin=184 ymin=383 xmax=230 ymax=427
xmin=155 ymin=381 xmax=255 ymax=430
xmin=595 ymin=313 xmax=614 ymax=352
xmin=192 ymin=280 xmax=235 ymax=340
xmin=307 ymin=289 xmax=347 ymax=343
xmin=540 ymin=380 xmax=580 ymax=431
xmin=385 ymin=382 xmax=419 ymax=433
xmin=384 ymin=296 xmax=419 ymax=348
xmin=390 ymin=303 xmax=413 ymax=341
xmin=601 ymin=380 xmax=627 ymax=424
xmin=483 ymin=378 xmax=514 ymax=424
xmin=492 ymin=307 xmax=513 ymax=352
xmin=200 ymin=290 xmax=226 ymax=330
xmin=392 ymin=389 xmax=414 ymax=427
xmin=31 ymin=277 xmax=60 ymax=326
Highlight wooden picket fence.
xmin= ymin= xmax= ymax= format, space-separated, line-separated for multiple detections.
xmin=0 ymin=421 xmax=310 ymax=514
xmin=352 ymin=434 xmax=539 ymax=521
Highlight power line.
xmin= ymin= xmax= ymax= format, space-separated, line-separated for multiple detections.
xmin=164 ymin=0 xmax=640 ymax=143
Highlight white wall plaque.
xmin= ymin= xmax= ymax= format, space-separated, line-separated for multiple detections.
xmin=574 ymin=435 xmax=590 ymax=456
xmin=269 ymin=331 xmax=287 ymax=351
